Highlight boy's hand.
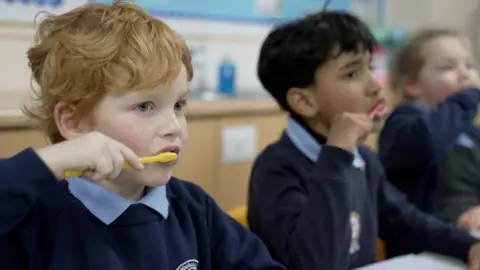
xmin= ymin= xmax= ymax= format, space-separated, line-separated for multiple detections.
xmin=35 ymin=132 xmax=143 ymax=181
xmin=469 ymin=243 xmax=480 ymax=270
xmin=458 ymin=206 xmax=480 ymax=230
xmin=326 ymin=113 xmax=373 ymax=153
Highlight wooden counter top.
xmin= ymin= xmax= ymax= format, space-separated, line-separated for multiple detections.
xmin=186 ymin=98 xmax=281 ymax=118
xmin=0 ymin=91 xmax=282 ymax=129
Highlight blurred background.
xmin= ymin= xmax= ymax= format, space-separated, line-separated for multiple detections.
xmin=0 ymin=0 xmax=479 ymax=211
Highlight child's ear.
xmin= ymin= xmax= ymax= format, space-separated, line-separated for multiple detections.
xmin=286 ymin=87 xmax=318 ymax=117
xmin=54 ymin=101 xmax=87 ymax=140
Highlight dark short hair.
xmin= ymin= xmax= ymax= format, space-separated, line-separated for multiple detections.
xmin=257 ymin=11 xmax=375 ymax=111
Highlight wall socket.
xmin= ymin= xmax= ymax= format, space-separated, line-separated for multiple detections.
xmin=221 ymin=125 xmax=258 ymax=163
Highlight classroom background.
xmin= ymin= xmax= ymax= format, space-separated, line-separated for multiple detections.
xmin=0 ymin=0 xmax=479 ymax=212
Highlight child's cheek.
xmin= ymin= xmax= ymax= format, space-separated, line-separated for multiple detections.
xmin=101 ymin=127 xmax=146 ymax=156
xmin=430 ymin=79 xmax=458 ymax=104
xmin=119 ymin=130 xmax=148 ymax=156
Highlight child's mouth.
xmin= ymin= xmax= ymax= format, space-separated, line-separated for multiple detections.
xmin=369 ymin=103 xmax=387 ymax=121
xmin=157 ymin=145 xmax=181 ymax=155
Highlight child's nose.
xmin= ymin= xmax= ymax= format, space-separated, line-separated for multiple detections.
xmin=159 ymin=115 xmax=182 ymax=138
xmin=366 ymin=81 xmax=383 ymax=97
xmin=457 ymin=66 xmax=474 ymax=83
xmin=365 ymin=72 xmax=383 ymax=96
xmin=369 ymin=86 xmax=382 ymax=96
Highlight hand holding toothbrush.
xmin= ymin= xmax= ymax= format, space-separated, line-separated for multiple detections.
xmin=35 ymin=132 xmax=177 ymax=182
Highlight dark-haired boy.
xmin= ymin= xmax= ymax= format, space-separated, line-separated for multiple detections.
xmin=247 ymin=11 xmax=480 ymax=270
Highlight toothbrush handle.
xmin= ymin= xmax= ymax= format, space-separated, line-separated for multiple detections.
xmin=63 ymin=152 xmax=178 ymax=178
xmin=64 ymin=170 xmax=84 ymax=178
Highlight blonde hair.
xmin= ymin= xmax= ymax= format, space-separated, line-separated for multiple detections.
xmin=25 ymin=0 xmax=193 ymax=143
xmin=389 ymin=28 xmax=460 ymax=104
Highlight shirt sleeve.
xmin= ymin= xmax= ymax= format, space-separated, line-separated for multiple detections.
xmin=377 ymin=167 xmax=477 ymax=262
xmin=0 ymin=148 xmax=58 ymax=235
xmin=379 ymin=88 xmax=480 ymax=172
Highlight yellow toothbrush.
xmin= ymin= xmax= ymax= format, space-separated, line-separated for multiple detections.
xmin=64 ymin=152 xmax=178 ymax=178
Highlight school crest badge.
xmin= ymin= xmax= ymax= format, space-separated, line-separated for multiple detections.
xmin=349 ymin=211 xmax=361 ymax=254
xmin=176 ymin=259 xmax=198 ymax=270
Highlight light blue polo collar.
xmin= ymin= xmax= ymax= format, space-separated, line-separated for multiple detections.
xmin=285 ymin=117 xmax=365 ymax=169
xmin=66 ymin=177 xmax=169 ymax=225
xmin=457 ymin=133 xmax=475 ymax=148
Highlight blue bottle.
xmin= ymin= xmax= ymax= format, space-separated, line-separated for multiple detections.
xmin=49 ymin=0 xmax=63 ymax=7
xmin=218 ymin=56 xmax=236 ymax=96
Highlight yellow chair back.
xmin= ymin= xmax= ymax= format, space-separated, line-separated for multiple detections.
xmin=228 ymin=205 xmax=249 ymax=228
xmin=376 ymin=239 xmax=386 ymax=261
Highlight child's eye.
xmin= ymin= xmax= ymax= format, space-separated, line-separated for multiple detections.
xmin=174 ymin=100 xmax=188 ymax=111
xmin=438 ymin=64 xmax=454 ymax=71
xmin=136 ymin=101 xmax=155 ymax=112
xmin=346 ymin=71 xmax=357 ymax=80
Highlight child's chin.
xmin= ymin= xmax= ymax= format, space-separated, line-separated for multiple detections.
xmin=137 ymin=170 xmax=173 ymax=187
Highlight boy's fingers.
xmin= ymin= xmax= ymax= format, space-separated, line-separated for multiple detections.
xmin=119 ymin=146 xmax=143 ymax=170
xmin=82 ymin=170 xmax=97 ymax=182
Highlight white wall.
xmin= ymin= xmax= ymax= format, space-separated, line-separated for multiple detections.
xmin=385 ymin=0 xmax=480 ymax=68
xmin=385 ymin=0 xmax=478 ymax=30
xmin=0 ymin=15 xmax=273 ymax=94
xmin=1 ymin=0 xmax=479 ymax=94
